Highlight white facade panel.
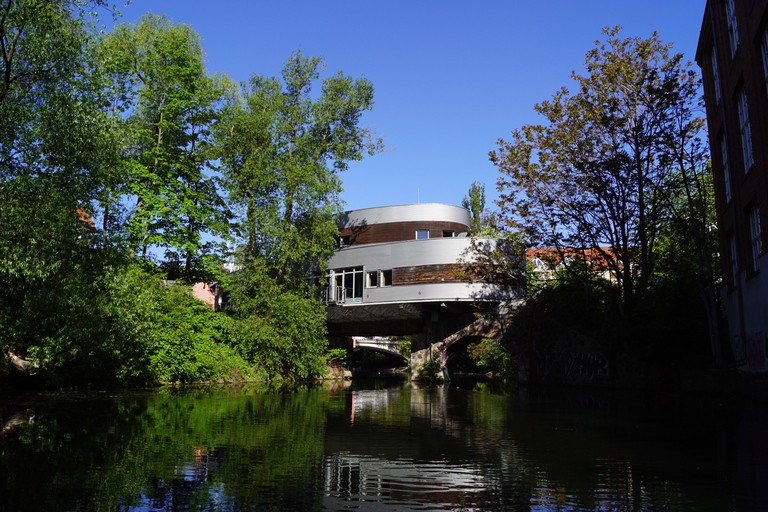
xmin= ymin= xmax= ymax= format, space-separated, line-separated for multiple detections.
xmin=328 ymin=237 xmax=499 ymax=270
xmin=337 ymin=203 xmax=470 ymax=229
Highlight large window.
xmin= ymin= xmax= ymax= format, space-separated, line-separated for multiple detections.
xmin=726 ymin=0 xmax=739 ymax=57
xmin=331 ymin=267 xmax=364 ymax=302
xmin=749 ymin=206 xmax=762 ymax=272
xmin=737 ymin=88 xmax=753 ymax=171
xmin=720 ymin=133 xmax=731 ymax=203
xmin=730 ymin=232 xmax=738 ymax=285
xmin=762 ymin=27 xmax=768 ymax=96
xmin=711 ymin=46 xmax=722 ymax=105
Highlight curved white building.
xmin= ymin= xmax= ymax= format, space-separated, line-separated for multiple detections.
xmin=325 ymin=204 xmax=522 ymax=336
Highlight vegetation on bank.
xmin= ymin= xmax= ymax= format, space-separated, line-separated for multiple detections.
xmin=0 ymin=2 xmax=380 ymax=387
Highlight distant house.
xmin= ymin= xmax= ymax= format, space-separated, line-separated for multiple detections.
xmin=190 ymin=281 xmax=229 ymax=311
xmin=526 ymin=247 xmax=622 ymax=283
xmin=696 ymin=0 xmax=768 ymax=373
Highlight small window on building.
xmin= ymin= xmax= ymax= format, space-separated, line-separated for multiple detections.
xmin=416 ymin=229 xmax=429 ymax=240
xmin=749 ymin=206 xmax=762 ymax=272
xmin=380 ymin=269 xmax=393 ymax=287
xmin=442 ymin=230 xmax=454 ymax=237
xmin=726 ymin=0 xmax=739 ymax=57
xmin=720 ymin=133 xmax=732 ymax=203
xmin=339 ymin=235 xmax=350 ymax=247
xmin=366 ymin=270 xmax=378 ymax=288
xmin=737 ymin=88 xmax=753 ymax=172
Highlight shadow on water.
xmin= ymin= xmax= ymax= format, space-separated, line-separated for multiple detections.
xmin=0 ymin=382 xmax=766 ymax=511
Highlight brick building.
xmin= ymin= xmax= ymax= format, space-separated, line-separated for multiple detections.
xmin=696 ymin=0 xmax=768 ymax=373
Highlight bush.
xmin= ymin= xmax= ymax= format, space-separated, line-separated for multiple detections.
xmin=467 ymin=338 xmax=515 ymax=374
xmin=151 ymin=285 xmax=252 ymax=383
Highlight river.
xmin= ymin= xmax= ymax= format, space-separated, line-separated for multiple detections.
xmin=0 ymin=378 xmax=766 ymax=511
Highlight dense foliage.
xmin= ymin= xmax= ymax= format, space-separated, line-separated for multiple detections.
xmin=490 ymin=28 xmax=724 ymax=367
xmin=0 ymin=2 xmax=380 ymax=386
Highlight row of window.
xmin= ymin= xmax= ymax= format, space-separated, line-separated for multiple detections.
xmin=712 ymin=0 xmax=763 ymax=195
xmin=711 ymin=1 xmax=764 ymax=281
xmin=328 ymin=267 xmax=394 ymax=302
xmin=339 ymin=230 xmax=456 ymax=247
xmin=729 ymin=205 xmax=762 ymax=282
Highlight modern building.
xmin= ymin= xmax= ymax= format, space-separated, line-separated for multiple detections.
xmin=696 ymin=0 xmax=768 ymax=373
xmin=324 ymin=203 xmax=523 ymax=337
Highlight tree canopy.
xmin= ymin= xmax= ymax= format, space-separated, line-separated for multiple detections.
xmin=0 ymin=3 xmax=383 ymax=385
xmin=491 ymin=27 xmax=722 ymax=363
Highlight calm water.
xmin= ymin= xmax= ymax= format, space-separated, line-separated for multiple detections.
xmin=1 ymin=379 xmax=766 ymax=511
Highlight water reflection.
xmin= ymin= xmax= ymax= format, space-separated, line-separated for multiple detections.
xmin=0 ymin=382 xmax=766 ymax=511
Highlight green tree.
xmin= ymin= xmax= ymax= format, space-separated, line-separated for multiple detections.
xmin=216 ymin=50 xmax=382 ymax=379
xmin=462 ymin=181 xmax=486 ymax=235
xmin=0 ymin=0 xmax=125 ymax=382
xmin=218 ymin=50 xmax=382 ymax=286
xmin=491 ymin=28 xmax=705 ymax=319
xmin=100 ymin=14 xmax=231 ymax=278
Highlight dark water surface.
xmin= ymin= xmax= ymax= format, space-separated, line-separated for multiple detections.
xmin=1 ymin=378 xmax=766 ymax=511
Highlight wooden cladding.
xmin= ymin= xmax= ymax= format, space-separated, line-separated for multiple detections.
xmin=339 ymin=221 xmax=469 ymax=246
xmin=393 ymin=264 xmax=463 ymax=286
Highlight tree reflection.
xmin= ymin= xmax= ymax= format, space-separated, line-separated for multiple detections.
xmin=0 ymin=383 xmax=761 ymax=511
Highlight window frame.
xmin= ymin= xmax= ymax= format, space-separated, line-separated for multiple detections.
xmin=415 ymin=229 xmax=429 ymax=240
xmin=762 ymin=26 xmax=768 ymax=97
xmin=720 ymin=132 xmax=732 ymax=203
xmin=749 ymin=206 xmax=762 ymax=272
xmin=737 ymin=88 xmax=754 ymax=172
xmin=726 ymin=0 xmax=739 ymax=57
xmin=711 ymin=46 xmax=722 ymax=105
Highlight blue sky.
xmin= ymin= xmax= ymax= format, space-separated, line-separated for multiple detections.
xmin=114 ymin=0 xmax=706 ymax=214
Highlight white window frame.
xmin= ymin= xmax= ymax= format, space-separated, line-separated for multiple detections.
xmin=726 ymin=0 xmax=739 ymax=57
xmin=737 ymin=88 xmax=754 ymax=172
xmin=332 ymin=266 xmax=364 ymax=301
xmin=380 ymin=269 xmax=393 ymax=287
xmin=366 ymin=270 xmax=378 ymax=288
xmin=415 ymin=229 xmax=429 ymax=240
xmin=749 ymin=206 xmax=762 ymax=272
xmin=720 ymin=133 xmax=731 ymax=203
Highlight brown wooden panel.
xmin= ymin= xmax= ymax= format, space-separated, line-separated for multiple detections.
xmin=392 ymin=264 xmax=464 ymax=286
xmin=339 ymin=221 xmax=469 ymax=246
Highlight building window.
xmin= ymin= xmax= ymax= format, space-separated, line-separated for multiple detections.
xmin=442 ymin=230 xmax=454 ymax=237
xmin=762 ymin=27 xmax=768 ymax=96
xmin=380 ymin=269 xmax=392 ymax=287
xmin=749 ymin=206 xmax=762 ymax=272
xmin=366 ymin=270 xmax=378 ymax=288
xmin=725 ymin=0 xmax=739 ymax=57
xmin=730 ymin=231 xmax=738 ymax=285
xmin=711 ymin=47 xmax=722 ymax=104
xmin=415 ymin=229 xmax=429 ymax=240
xmin=737 ymin=88 xmax=753 ymax=171
xmin=339 ymin=235 xmax=350 ymax=247
xmin=332 ymin=267 xmax=364 ymax=301
xmin=720 ymin=133 xmax=731 ymax=203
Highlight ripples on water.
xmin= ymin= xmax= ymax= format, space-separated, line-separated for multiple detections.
xmin=0 ymin=380 xmax=766 ymax=511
